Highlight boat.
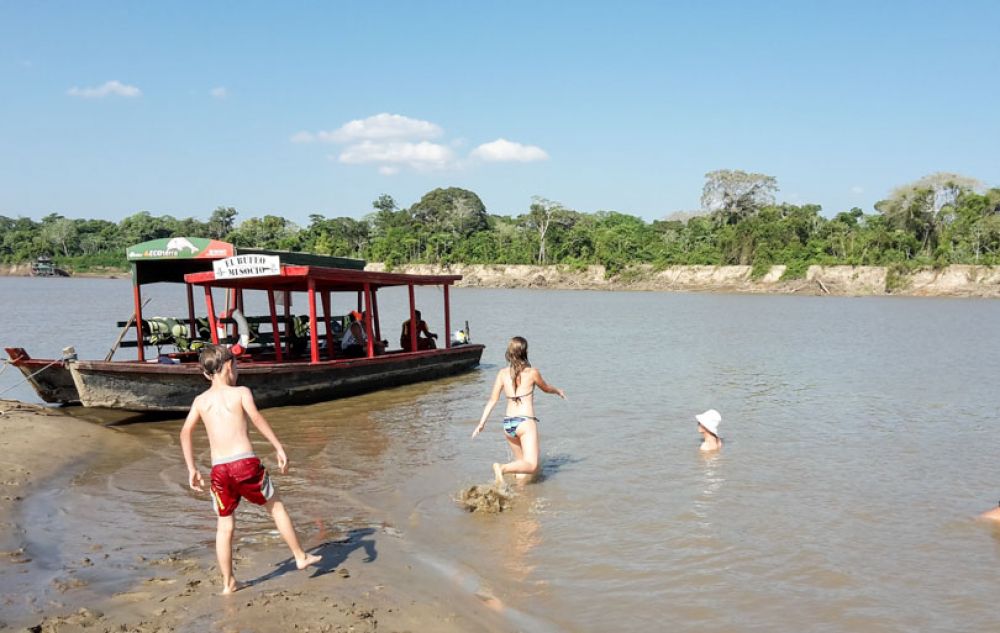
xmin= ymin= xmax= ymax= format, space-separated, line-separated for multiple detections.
xmin=30 ymin=255 xmax=69 ymax=277
xmin=5 ymin=237 xmax=483 ymax=411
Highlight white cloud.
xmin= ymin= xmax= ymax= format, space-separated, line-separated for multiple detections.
xmin=850 ymin=185 xmax=864 ymax=194
xmin=210 ymin=86 xmax=228 ymax=99
xmin=332 ymin=113 xmax=442 ymax=142
xmin=293 ymin=114 xmax=549 ymax=174
xmin=299 ymin=113 xmax=442 ymax=145
xmin=339 ymin=140 xmax=455 ymax=171
xmin=471 ymin=138 xmax=549 ymax=162
xmin=67 ymin=80 xmax=141 ymax=98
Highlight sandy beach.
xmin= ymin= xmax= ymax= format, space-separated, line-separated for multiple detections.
xmin=0 ymin=399 xmax=514 ymax=633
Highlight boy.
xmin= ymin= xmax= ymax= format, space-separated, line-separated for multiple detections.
xmin=180 ymin=345 xmax=320 ymax=594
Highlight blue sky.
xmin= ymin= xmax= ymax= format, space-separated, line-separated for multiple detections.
xmin=1 ymin=1 xmax=998 ymax=225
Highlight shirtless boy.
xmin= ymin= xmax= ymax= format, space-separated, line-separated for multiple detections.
xmin=180 ymin=345 xmax=320 ymax=594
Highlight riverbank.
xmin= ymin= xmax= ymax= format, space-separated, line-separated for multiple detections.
xmin=0 ymin=399 xmax=513 ymax=633
xmin=0 ymin=263 xmax=124 ymax=278
xmin=368 ymin=263 xmax=1000 ymax=298
xmin=6 ymin=261 xmax=1000 ymax=297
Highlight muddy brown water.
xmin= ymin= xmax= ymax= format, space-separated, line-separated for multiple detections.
xmin=3 ymin=276 xmax=1000 ymax=631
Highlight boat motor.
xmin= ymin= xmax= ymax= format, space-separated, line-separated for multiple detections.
xmin=451 ymin=320 xmax=471 ymax=346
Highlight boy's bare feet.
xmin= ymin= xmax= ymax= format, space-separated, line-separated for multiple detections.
xmin=296 ymin=553 xmax=322 ymax=570
xmin=221 ymin=577 xmax=243 ymax=595
xmin=493 ymin=463 xmax=504 ymax=485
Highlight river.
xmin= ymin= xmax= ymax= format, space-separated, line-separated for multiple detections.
xmin=2 ymin=276 xmax=1000 ymax=632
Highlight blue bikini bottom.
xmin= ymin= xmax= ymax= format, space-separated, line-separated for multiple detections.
xmin=502 ymin=416 xmax=539 ymax=439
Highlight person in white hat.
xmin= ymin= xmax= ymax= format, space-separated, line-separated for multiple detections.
xmin=980 ymin=503 xmax=1000 ymax=522
xmin=695 ymin=409 xmax=722 ymax=452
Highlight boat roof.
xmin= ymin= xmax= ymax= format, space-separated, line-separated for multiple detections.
xmin=127 ymin=237 xmax=366 ymax=285
xmin=184 ymin=264 xmax=461 ymax=292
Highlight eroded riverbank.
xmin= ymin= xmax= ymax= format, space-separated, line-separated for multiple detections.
xmin=7 ymin=262 xmax=1000 ymax=297
xmin=370 ymin=263 xmax=1000 ymax=297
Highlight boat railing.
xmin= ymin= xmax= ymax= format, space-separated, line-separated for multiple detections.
xmin=113 ymin=313 xmax=353 ymax=358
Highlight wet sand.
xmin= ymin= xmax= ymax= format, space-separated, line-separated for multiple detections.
xmin=0 ymin=399 xmax=513 ymax=633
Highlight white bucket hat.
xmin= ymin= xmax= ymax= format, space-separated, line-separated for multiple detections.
xmin=695 ymin=409 xmax=722 ymax=437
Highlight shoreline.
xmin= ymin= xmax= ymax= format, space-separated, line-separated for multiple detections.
xmin=367 ymin=263 xmax=1000 ymax=298
xmin=4 ymin=262 xmax=1000 ymax=297
xmin=0 ymin=399 xmax=515 ymax=632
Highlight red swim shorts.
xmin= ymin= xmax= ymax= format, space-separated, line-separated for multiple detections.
xmin=209 ymin=456 xmax=275 ymax=517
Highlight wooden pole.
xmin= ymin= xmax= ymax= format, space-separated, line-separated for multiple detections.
xmin=371 ymin=287 xmax=381 ymax=342
xmin=186 ymin=284 xmax=196 ymax=339
xmin=105 ymin=297 xmax=151 ymax=361
xmin=133 ymin=283 xmax=146 ymax=362
xmin=205 ymin=287 xmax=219 ymax=344
xmin=363 ymin=283 xmax=375 ymax=358
xmin=321 ymin=290 xmax=334 ymax=360
xmin=267 ymin=289 xmax=283 ymax=362
xmin=443 ymin=284 xmax=451 ymax=349
xmin=407 ymin=284 xmax=417 ymax=353
xmin=308 ymin=279 xmax=319 ymax=363
xmin=283 ymin=290 xmax=292 ymax=357
xmin=228 ymin=289 xmax=237 ymax=339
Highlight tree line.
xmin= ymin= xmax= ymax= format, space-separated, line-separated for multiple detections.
xmin=3 ymin=171 xmax=999 ymax=278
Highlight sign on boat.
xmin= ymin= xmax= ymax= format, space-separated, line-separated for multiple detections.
xmin=213 ymin=254 xmax=281 ymax=280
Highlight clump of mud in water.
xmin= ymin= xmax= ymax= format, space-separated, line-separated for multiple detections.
xmin=458 ymin=484 xmax=514 ymax=513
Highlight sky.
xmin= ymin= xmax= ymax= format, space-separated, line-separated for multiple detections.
xmin=1 ymin=1 xmax=998 ymax=225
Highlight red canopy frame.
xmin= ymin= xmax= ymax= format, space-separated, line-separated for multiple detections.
xmin=184 ymin=264 xmax=460 ymax=363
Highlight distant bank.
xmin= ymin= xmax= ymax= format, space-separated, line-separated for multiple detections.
xmin=3 ymin=262 xmax=1000 ymax=298
xmin=368 ymin=263 xmax=1000 ymax=298
xmin=0 ymin=262 xmax=124 ymax=278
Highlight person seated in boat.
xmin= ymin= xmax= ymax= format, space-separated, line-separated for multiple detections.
xmin=341 ymin=311 xmax=385 ymax=358
xmin=980 ymin=503 xmax=1000 ymax=522
xmin=364 ymin=310 xmax=390 ymax=352
xmin=696 ymin=409 xmax=722 ymax=452
xmin=400 ymin=310 xmax=438 ymax=351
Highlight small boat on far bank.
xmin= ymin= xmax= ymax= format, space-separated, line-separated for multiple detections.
xmin=5 ymin=238 xmax=483 ymax=412
xmin=30 ymin=255 xmax=70 ymax=277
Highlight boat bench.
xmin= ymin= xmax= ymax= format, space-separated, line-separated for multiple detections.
xmin=115 ymin=315 xmax=285 ymax=328
xmin=116 ymin=315 xmax=349 ymax=352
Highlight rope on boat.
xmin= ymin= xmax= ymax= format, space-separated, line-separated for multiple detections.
xmin=0 ymin=357 xmax=64 ymax=399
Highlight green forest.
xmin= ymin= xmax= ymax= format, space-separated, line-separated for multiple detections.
xmin=3 ymin=170 xmax=999 ymax=280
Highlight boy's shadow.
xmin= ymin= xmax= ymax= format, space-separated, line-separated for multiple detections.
xmin=245 ymin=527 xmax=377 ymax=588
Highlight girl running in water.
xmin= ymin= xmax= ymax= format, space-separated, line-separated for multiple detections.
xmin=472 ymin=336 xmax=566 ymax=485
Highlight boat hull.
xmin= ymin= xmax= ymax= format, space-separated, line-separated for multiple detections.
xmin=66 ymin=345 xmax=484 ymax=411
xmin=4 ymin=348 xmax=80 ymax=404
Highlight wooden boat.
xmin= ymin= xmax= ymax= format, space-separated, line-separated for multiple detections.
xmin=30 ymin=255 xmax=69 ymax=277
xmin=5 ymin=238 xmax=483 ymax=411
xmin=4 ymin=347 xmax=80 ymax=403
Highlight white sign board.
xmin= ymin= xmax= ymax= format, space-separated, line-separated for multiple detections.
xmin=213 ymin=255 xmax=281 ymax=279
